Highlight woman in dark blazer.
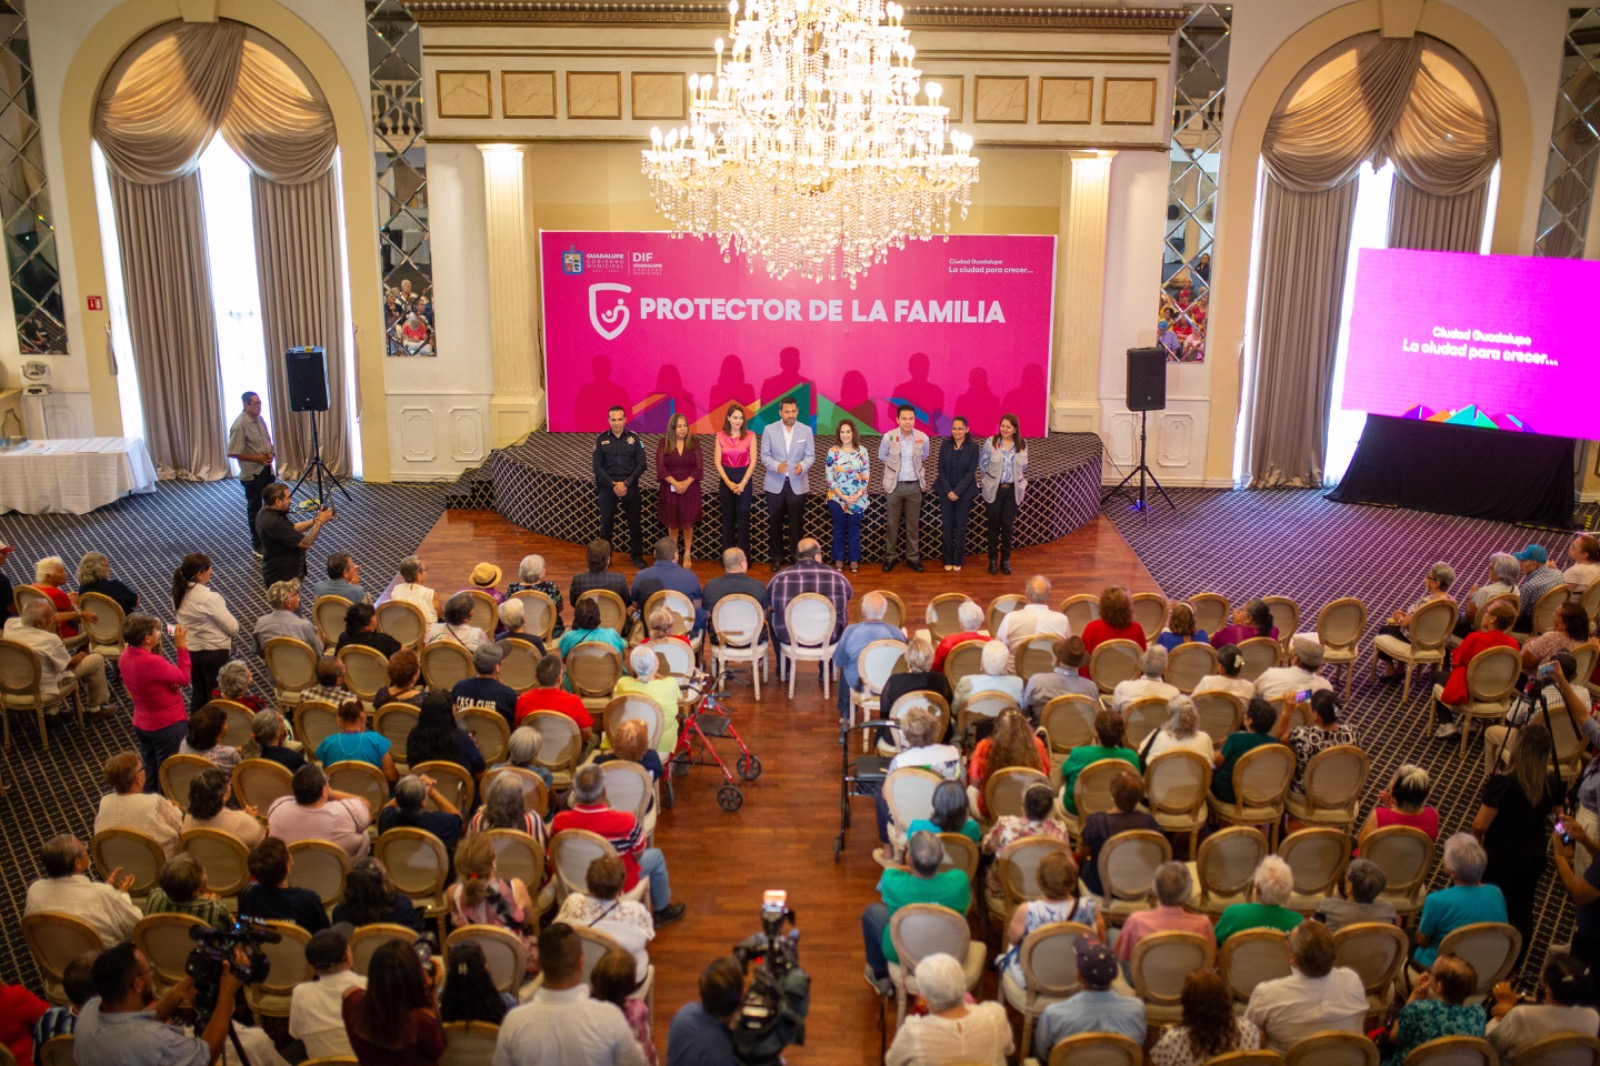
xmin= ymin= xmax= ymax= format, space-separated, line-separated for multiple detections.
xmin=931 ymin=416 xmax=981 ymax=572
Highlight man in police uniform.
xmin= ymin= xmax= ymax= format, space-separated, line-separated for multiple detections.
xmin=592 ymin=404 xmax=648 ymax=568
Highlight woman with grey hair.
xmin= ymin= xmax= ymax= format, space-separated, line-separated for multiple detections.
xmin=493 ymin=727 xmax=553 ymax=788
xmin=507 ymin=553 xmax=564 ymax=637
xmin=613 ymin=643 xmax=683 ymax=753
xmin=885 ymin=952 xmax=1012 ymax=1066
xmin=878 ymin=636 xmax=954 ymax=735
xmin=390 ymin=555 xmax=443 ymax=625
xmin=239 ymin=709 xmax=305 ymax=772
xmin=215 ymin=660 xmax=265 ymax=712
xmin=952 ymin=639 xmax=1024 ymax=717
xmin=425 ymin=592 xmax=489 ymax=650
xmin=76 ymin=550 xmax=139 ymax=615
xmin=1316 ymin=858 xmax=1397 ymax=931
xmin=1375 ymin=561 xmax=1456 ymax=681
xmin=1143 ymin=694 xmax=1215 ymax=763
xmin=467 ymin=773 xmax=548 ymax=845
xmin=1112 ymin=644 xmax=1180 ymax=711
xmin=1414 ymin=833 xmax=1506 ymax=968
xmin=1214 ymin=856 xmax=1301 ymax=943
xmin=378 ymin=773 xmax=463 ymax=862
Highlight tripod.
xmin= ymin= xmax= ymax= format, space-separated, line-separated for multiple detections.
xmin=289 ymin=411 xmax=350 ymax=508
xmin=1487 ymin=676 xmax=1569 ymax=798
xmin=1101 ymin=409 xmax=1175 ymax=513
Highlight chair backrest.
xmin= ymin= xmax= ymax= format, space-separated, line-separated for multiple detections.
xmin=1089 ymin=639 xmax=1143 ymax=693
xmin=90 ymin=828 xmax=165 ymax=897
xmin=577 ymin=589 xmax=628 ymax=634
xmin=570 ymin=925 xmax=629 ymax=985
xmin=883 ymin=767 xmax=942 ymax=829
xmin=463 ymin=590 xmax=498 ymax=636
xmin=597 ymin=760 xmax=654 ymax=824
xmin=12 ymin=584 xmax=48 ymax=617
xmin=647 ymin=638 xmax=695 ymax=679
xmin=1230 ymin=743 xmax=1296 ymax=809
xmin=1437 ymin=922 xmax=1523 ymax=997
xmin=253 ymin=920 xmax=312 ymax=999
xmin=1122 ymin=696 xmax=1171 ymax=749
xmin=295 ymin=700 xmax=341 ymax=757
xmin=1301 ymin=746 xmax=1370 ymax=813
xmin=134 ymin=913 xmax=210 ymax=988
xmin=1572 ymin=642 xmax=1600 ymax=691
xmin=604 ymin=693 xmax=665 ymax=751
xmin=1317 ymin=598 xmax=1368 ymax=654
xmin=374 ymin=827 xmax=449 ymax=900
xmin=511 ymin=589 xmax=559 ymax=641
xmin=1263 ymin=597 xmax=1300 ymax=652
xmin=1220 ymin=928 xmax=1293 ymax=1001
xmin=523 ymin=711 xmax=583 ymax=774
xmin=205 ymin=698 xmax=254 ymax=750
xmin=1059 ymin=593 xmax=1101 ymax=636
xmin=484 ymin=829 xmax=546 ymax=889
xmin=445 ymin=924 xmax=526 ymax=992
xmin=1041 ymin=694 xmax=1099 ymax=753
xmin=1195 ymin=826 xmax=1270 ymax=904
xmin=998 ymin=835 xmax=1074 ymax=906
xmin=349 ymin=923 xmax=418 ymax=975
xmin=231 ymin=760 xmax=294 ymax=820
xmin=1285 ymin=1032 xmax=1381 ymax=1066
xmin=1465 ymin=646 xmax=1521 ymax=704
xmin=711 ymin=594 xmax=767 ymax=649
xmin=1020 ymin=921 xmax=1094 ymax=998
xmin=987 ymin=593 xmax=1028 ymax=637
xmin=566 ymin=642 xmax=623 ymax=699
xmin=77 ymin=592 xmax=127 ymax=652
xmin=1516 ymin=1034 xmax=1600 ymax=1066
xmin=1332 ymin=923 xmax=1411 ymax=999
xmin=1144 ymin=750 xmax=1212 ymax=818
xmin=1210 ymin=1054 xmax=1289 ymax=1066
xmin=497 ymin=638 xmax=541 ymax=693
xmin=643 ymin=589 xmax=696 ymax=638
xmin=1132 ymin=592 xmax=1170 ymax=642
xmin=1402 ymin=1036 xmax=1496 ymax=1066
xmin=961 ymin=691 xmax=1020 ymax=726
xmin=1098 ymin=830 xmax=1172 ymax=905
xmin=1194 ymin=691 xmax=1245 ymax=745
xmin=1277 ymin=827 xmax=1352 ymax=899
xmin=480 ymin=766 xmax=550 ymax=821
xmin=1361 ymin=826 xmax=1435 ymax=902
xmin=936 ymin=832 xmax=980 ymax=882
xmin=458 ymin=708 xmax=511 ymax=764
xmin=1583 ymin=579 xmax=1600 ymax=624
xmin=374 ymin=704 xmax=421 ymax=765
xmin=1409 ymin=598 xmax=1460 ymax=651
xmin=262 ymin=636 xmax=319 ymax=695
xmin=942 ymin=640 xmax=986 ymax=686
xmin=180 ymin=828 xmax=252 ymax=898
xmin=159 ymin=753 xmax=215 ymax=811
xmin=1237 ymin=637 xmax=1282 ymax=682
xmin=784 ymin=593 xmax=838 ymax=648
xmin=872 ymin=590 xmax=908 ymax=631
xmin=1015 ymin=634 xmax=1065 ymax=684
xmin=1131 ymin=931 xmax=1217 ymax=1006
xmin=338 ymin=645 xmax=390 ymax=702
xmin=410 ymin=760 xmax=476 ymax=811
xmin=325 ymin=760 xmax=390 ymax=818
xmin=887 ymin=903 xmax=971 ymax=973
xmin=857 ymin=639 xmax=909 ymax=696
xmin=376 ymin=599 xmax=427 ymax=647
xmin=420 ymin=641 xmax=473 ymax=691
xmin=885 ymin=690 xmax=952 ymax=751
xmin=984 ymin=767 xmax=1050 ymax=820
xmin=440 ymin=1022 xmax=502 ymax=1066
xmin=37 ymin=1035 xmax=75 ymax=1066
xmin=21 ymin=913 xmax=103 ymax=995
xmin=313 ymin=596 xmax=354 ymax=649
xmin=926 ymin=593 xmax=974 ymax=640
xmin=1530 ymin=585 xmax=1573 ymax=635
xmin=286 ymin=839 xmax=352 ymax=907
xmin=548 ymin=829 xmax=621 ymax=899
xmin=1189 ymin=593 xmax=1230 ymax=636
xmin=1166 ymin=641 xmax=1219 ymax=693
xmin=0 ymin=637 xmax=43 ymax=701
xmin=1046 ymin=1032 xmax=1144 ymax=1066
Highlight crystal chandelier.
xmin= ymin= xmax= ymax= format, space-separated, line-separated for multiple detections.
xmin=641 ymin=0 xmax=979 ymax=285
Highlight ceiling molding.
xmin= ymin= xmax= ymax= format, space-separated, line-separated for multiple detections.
xmin=406 ymin=2 xmax=1186 ymax=32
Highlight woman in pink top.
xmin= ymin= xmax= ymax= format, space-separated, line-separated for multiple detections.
xmin=714 ymin=407 xmax=756 ymax=558
xmin=118 ymin=614 xmax=191 ymax=792
xmin=1359 ymin=763 xmax=1440 ymax=845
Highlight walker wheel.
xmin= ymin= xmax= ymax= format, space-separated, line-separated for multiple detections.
xmin=669 ymin=752 xmax=692 ymax=779
xmin=717 ymin=784 xmax=744 ymax=812
xmin=662 ymin=780 xmax=674 ymax=810
xmin=737 ymin=753 xmax=762 ymax=781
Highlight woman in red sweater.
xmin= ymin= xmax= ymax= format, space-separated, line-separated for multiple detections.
xmin=119 ymin=614 xmax=191 ymax=791
xmin=1078 ymin=586 xmax=1147 ymax=677
xmin=1433 ymin=600 xmax=1519 ymax=738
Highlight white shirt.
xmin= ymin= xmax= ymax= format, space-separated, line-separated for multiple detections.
xmin=289 ymin=970 xmax=366 ymax=1059
xmin=1567 ymin=563 xmax=1600 ymax=591
xmin=1194 ymin=675 xmax=1256 ymax=702
xmin=1111 ymin=677 xmax=1180 ymax=711
xmin=1254 ymin=665 xmax=1333 ymax=703
xmin=885 ymin=1001 xmax=1012 ymax=1066
xmin=1487 ymin=1004 xmax=1600 ymax=1061
xmin=425 ymin=622 xmax=489 ymax=650
xmin=1244 ymin=967 xmax=1368 ymax=1052
xmin=183 ymin=808 xmax=267 ymax=849
xmin=96 ymin=792 xmax=185 ymax=858
xmin=24 ymin=874 xmax=141 ymax=946
xmin=887 ymin=743 xmax=963 ymax=781
xmin=995 ymin=604 xmax=1071 ymax=647
xmin=493 ymin=984 xmax=647 ymax=1066
xmin=176 ymin=582 xmax=239 ymax=652
xmin=1145 ymin=730 xmax=1215 ymax=763
xmin=781 ymin=423 xmax=796 ymax=454
xmin=390 ymin=582 xmax=439 ymax=625
xmin=2 ymin=617 xmax=71 ymax=693
xmin=557 ymin=894 xmax=655 ymax=982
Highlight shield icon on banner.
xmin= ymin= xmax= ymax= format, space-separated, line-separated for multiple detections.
xmin=588 ymin=283 xmax=632 ymax=341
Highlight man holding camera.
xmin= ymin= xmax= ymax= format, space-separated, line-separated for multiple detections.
xmin=73 ymin=941 xmax=250 ymax=1066
xmin=667 ymin=958 xmax=744 ymax=1066
xmin=256 ymin=482 xmax=334 ymax=589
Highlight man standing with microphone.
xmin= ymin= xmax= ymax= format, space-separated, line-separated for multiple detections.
xmin=227 ymin=392 xmax=275 ymax=559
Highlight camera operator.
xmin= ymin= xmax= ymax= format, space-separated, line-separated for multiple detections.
xmin=74 ymin=941 xmax=247 ymax=1066
xmin=666 ymin=958 xmax=744 ymax=1066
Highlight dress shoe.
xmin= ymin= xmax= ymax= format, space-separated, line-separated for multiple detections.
xmin=631 ymin=556 xmax=647 ymax=569
xmin=907 ymin=560 xmax=925 ymax=573
xmin=882 ymin=559 xmax=898 ymax=573
xmin=1000 ymin=560 xmax=1012 ymax=575
xmin=652 ymin=902 xmax=687 ymax=928
xmin=988 ymin=558 xmax=1000 ymax=574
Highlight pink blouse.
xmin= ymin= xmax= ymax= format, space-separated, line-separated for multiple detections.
xmin=121 ymin=645 xmax=191 ymax=732
xmin=717 ymin=431 xmax=752 ymax=468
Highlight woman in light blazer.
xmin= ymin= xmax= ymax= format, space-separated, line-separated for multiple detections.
xmin=979 ymin=413 xmax=1028 ymax=575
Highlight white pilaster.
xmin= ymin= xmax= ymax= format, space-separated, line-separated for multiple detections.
xmin=1051 ymin=150 xmax=1115 ymax=433
xmin=480 ymin=144 xmax=545 ymax=445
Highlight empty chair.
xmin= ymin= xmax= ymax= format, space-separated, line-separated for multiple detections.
xmin=708 ymin=594 xmax=769 ymax=700
xmin=1316 ymin=598 xmax=1368 ymax=699
xmin=1263 ymin=597 xmax=1301 ymax=654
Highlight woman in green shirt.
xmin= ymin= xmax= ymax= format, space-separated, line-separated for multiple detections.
xmin=1060 ymin=710 xmax=1140 ymax=817
xmin=1214 ymin=855 xmax=1303 ymax=942
xmin=1211 ymin=697 xmax=1284 ymax=804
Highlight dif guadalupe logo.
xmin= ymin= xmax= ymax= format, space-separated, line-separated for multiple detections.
xmin=588 ymin=282 xmax=632 ymax=341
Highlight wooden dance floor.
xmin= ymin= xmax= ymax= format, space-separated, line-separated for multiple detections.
xmin=410 ymin=509 xmax=1158 ymax=1064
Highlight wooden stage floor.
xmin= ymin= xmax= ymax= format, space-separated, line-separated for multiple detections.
xmin=411 ymin=510 xmax=1158 ymax=1064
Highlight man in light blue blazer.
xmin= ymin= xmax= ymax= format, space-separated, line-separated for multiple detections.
xmin=759 ymin=395 xmax=814 ymax=569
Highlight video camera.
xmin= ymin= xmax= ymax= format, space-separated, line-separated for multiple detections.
xmin=185 ymin=918 xmax=276 ymax=1021
xmin=731 ymin=891 xmax=810 ymax=1065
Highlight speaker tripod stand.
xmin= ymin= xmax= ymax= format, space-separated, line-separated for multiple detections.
xmin=1101 ymin=409 xmax=1175 ymax=513
xmin=289 ymin=412 xmax=351 ymax=509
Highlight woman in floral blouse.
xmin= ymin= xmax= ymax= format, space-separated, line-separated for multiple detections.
xmin=826 ymin=419 xmax=871 ymax=573
xmin=509 ymin=554 xmax=565 ymax=638
xmin=1383 ymin=954 xmax=1486 ymax=1066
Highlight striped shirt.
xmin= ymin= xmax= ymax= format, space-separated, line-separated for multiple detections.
xmin=142 ymin=886 xmax=233 ymax=930
xmin=552 ymin=804 xmax=645 ymax=889
xmin=31 ymin=1006 xmax=76 ymax=1065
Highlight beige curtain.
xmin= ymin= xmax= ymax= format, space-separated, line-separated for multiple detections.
xmin=1387 ymin=179 xmax=1489 ymax=251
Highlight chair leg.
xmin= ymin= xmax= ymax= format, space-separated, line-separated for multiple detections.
xmin=1021 ymin=1013 xmax=1035 ymax=1062
xmin=35 ymin=707 xmax=46 ymax=749
xmin=1459 ymin=717 xmax=1472 ymax=757
xmin=1403 ymin=662 xmax=1415 ymax=696
xmin=787 ymin=655 xmax=796 ymax=700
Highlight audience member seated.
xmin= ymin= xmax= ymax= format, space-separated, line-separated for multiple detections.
xmin=179 ymin=703 xmax=242 ymax=772
xmin=1560 ymin=534 xmax=1600 ymax=591
xmin=703 ymin=548 xmax=769 ymax=623
xmin=253 ymin=578 xmax=322 ymax=654
xmin=332 ymin=858 xmax=425 ymax=935
xmin=1156 ymin=602 xmax=1209 ymax=653
xmin=341 ymin=938 xmax=444 ymax=1065
xmin=317 ymin=700 xmax=398 ymax=782
xmin=447 ymin=834 xmax=536 ymax=973
xmin=1375 ymin=562 xmax=1456 ymax=682
xmin=452 ymin=642 xmax=517 ymax=728
xmin=1359 ymin=763 xmax=1439 ymax=844
xmin=1255 ymin=634 xmax=1333 ymax=702
xmin=141 ymin=853 xmax=230 ymax=930
xmin=1114 ymin=862 xmax=1216 ymax=966
xmin=861 ymin=831 xmax=971 ymax=994
xmin=425 ymin=592 xmax=490 ymax=650
xmin=1245 ymin=920 xmax=1368 ymax=1051
xmin=1513 ymin=544 xmax=1566 ymax=632
xmin=557 ymin=855 xmax=655 ymax=982
xmin=391 ymin=555 xmax=444 ymax=625
xmin=832 ymin=591 xmax=907 ymax=718
xmin=1023 ymin=635 xmax=1098 ymax=717
xmin=119 ymin=613 xmax=190 ymax=788
xmin=1384 ymin=953 xmax=1486 ymax=1066
xmin=490 ymin=725 xmax=554 ymax=790
xmin=289 ymin=926 xmax=367 ymax=1060
xmin=558 ymin=597 xmax=628 ymax=658
xmin=304 ymin=655 xmax=359 ymax=707
xmin=1079 ymin=769 xmax=1161 ymax=896
xmin=379 ymin=774 xmax=464 ymax=867
xmin=1113 ymin=645 xmax=1180 ymax=711
xmin=591 ymin=719 xmax=663 ymax=818
xmin=885 ymin=952 xmax=1012 ymax=1066
xmin=1142 ymin=695 xmax=1216 ymax=768
xmin=1035 ymin=938 xmax=1147 ymax=1055
xmin=614 ymin=644 xmax=685 ymax=754
xmin=183 ymin=767 xmax=266 ymax=848
xmin=1456 ymin=553 xmax=1522 ymax=637
xmin=1277 ymin=690 xmax=1354 ymax=795
xmin=495 ymin=598 xmax=546 ymax=657
xmin=905 ymin=779 xmax=981 ymax=847
xmin=766 ymin=537 xmax=852 ymax=653
xmin=499 ymin=923 xmax=648 ymax=1066
xmin=1521 ymin=601 xmax=1591 ymax=673
xmin=25 ymin=834 xmax=140 ymax=945
xmin=405 ymin=693 xmax=486 ymax=780
xmin=1415 ymin=834 xmax=1506 ymax=968
xmin=632 ymin=537 xmax=705 ymax=634
xmin=878 ymin=636 xmax=954 ymax=730
xmin=999 ymin=851 xmax=1103 ymax=988
xmin=337 ymin=602 xmax=401 ymax=657
xmin=552 ymin=764 xmax=686 ymax=927
xmin=313 ymin=551 xmax=371 ymax=605
xmin=74 ymin=941 xmax=250 ymax=1066
xmin=980 ymin=785 xmax=1070 ymax=900
xmin=94 ymin=751 xmax=182 ymax=858
xmin=29 ymin=555 xmax=89 ymax=641
xmin=931 ymin=600 xmax=987 ymax=672
xmin=28 ymin=951 xmax=95 ymax=1056
xmin=995 ymin=575 xmax=1070 ymax=646
xmin=508 ymin=553 xmax=566 ymax=638
xmin=591 ymin=948 xmax=656 ymax=1066
xmin=1210 ymin=598 xmax=1277 ymax=649
xmin=1060 ymin=710 xmax=1140 ymax=818
xmin=439 ymin=942 xmax=514 ymax=1026
xmin=953 ymin=639 xmax=1024 ymax=718
xmin=1212 ymin=697 xmax=1284 ymax=804
xmin=462 ymin=562 xmax=505 ymax=616
xmin=570 ymin=539 xmax=634 ymax=615
xmin=1194 ymin=644 xmax=1255 ymax=701
xmin=1482 ymin=655 xmax=1590 ymax=777
xmin=214 ymin=660 xmax=264 ymax=711
xmin=1149 ymin=970 xmax=1262 ymax=1066
xmin=240 ymin=709 xmax=305 ymax=773
xmin=1316 ymin=858 xmax=1398 ymax=931
xmin=1079 ymin=587 xmax=1149 ymax=677
xmin=374 ymin=649 xmax=426 ymax=711
xmin=876 ymin=707 xmax=963 ymax=845
xmin=1486 ymin=954 xmax=1600 ymax=1062
xmin=1435 ymin=601 xmax=1519 ymax=738
xmin=1215 ymin=855 xmax=1302 ymax=942
xmin=468 ymin=771 xmax=549 ymax=844
xmin=239 ymin=836 xmax=329 ymax=934
xmin=4 ymin=599 xmax=111 ymax=715
xmin=76 ymin=551 xmax=140 ymax=616
xmin=967 ymin=707 xmax=1048 ymax=819
xmin=266 ymin=764 xmax=373 ymax=862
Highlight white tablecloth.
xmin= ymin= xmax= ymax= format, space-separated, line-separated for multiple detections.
xmin=0 ymin=437 xmax=159 ymax=515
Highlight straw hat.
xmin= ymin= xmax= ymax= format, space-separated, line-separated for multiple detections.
xmin=470 ymin=562 xmax=502 ymax=588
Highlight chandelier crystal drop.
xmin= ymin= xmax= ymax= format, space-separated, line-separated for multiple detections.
xmin=640 ymin=0 xmax=979 ymax=286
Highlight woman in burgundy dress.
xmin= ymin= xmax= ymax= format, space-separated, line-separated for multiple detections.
xmin=657 ymin=412 xmax=704 ymax=564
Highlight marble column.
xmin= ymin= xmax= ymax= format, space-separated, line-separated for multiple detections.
xmin=480 ymin=144 xmax=545 ymax=444
xmin=1051 ymin=150 xmax=1116 ymax=432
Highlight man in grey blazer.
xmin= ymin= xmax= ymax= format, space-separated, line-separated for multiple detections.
xmin=760 ymin=395 xmax=814 ymax=569
xmin=876 ymin=403 xmax=930 ymax=572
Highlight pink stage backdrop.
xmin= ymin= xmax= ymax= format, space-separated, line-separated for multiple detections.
xmin=540 ymin=231 xmax=1057 ymax=436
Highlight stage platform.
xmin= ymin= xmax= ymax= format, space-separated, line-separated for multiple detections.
xmin=449 ymin=431 xmax=1105 ymax=560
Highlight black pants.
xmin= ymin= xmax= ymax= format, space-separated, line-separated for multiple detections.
xmin=189 ymin=649 xmax=230 ymax=715
xmin=243 ymin=466 xmax=275 ymax=549
xmin=987 ymin=484 xmax=1018 ymax=561
xmin=939 ymin=494 xmax=974 ymax=566
xmin=719 ymin=464 xmax=753 ymax=558
xmin=596 ymin=484 xmax=644 ymax=557
xmin=766 ymin=485 xmax=804 ymax=564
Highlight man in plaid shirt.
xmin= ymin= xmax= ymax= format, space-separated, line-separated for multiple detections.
xmin=767 ymin=537 xmax=852 ymax=654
